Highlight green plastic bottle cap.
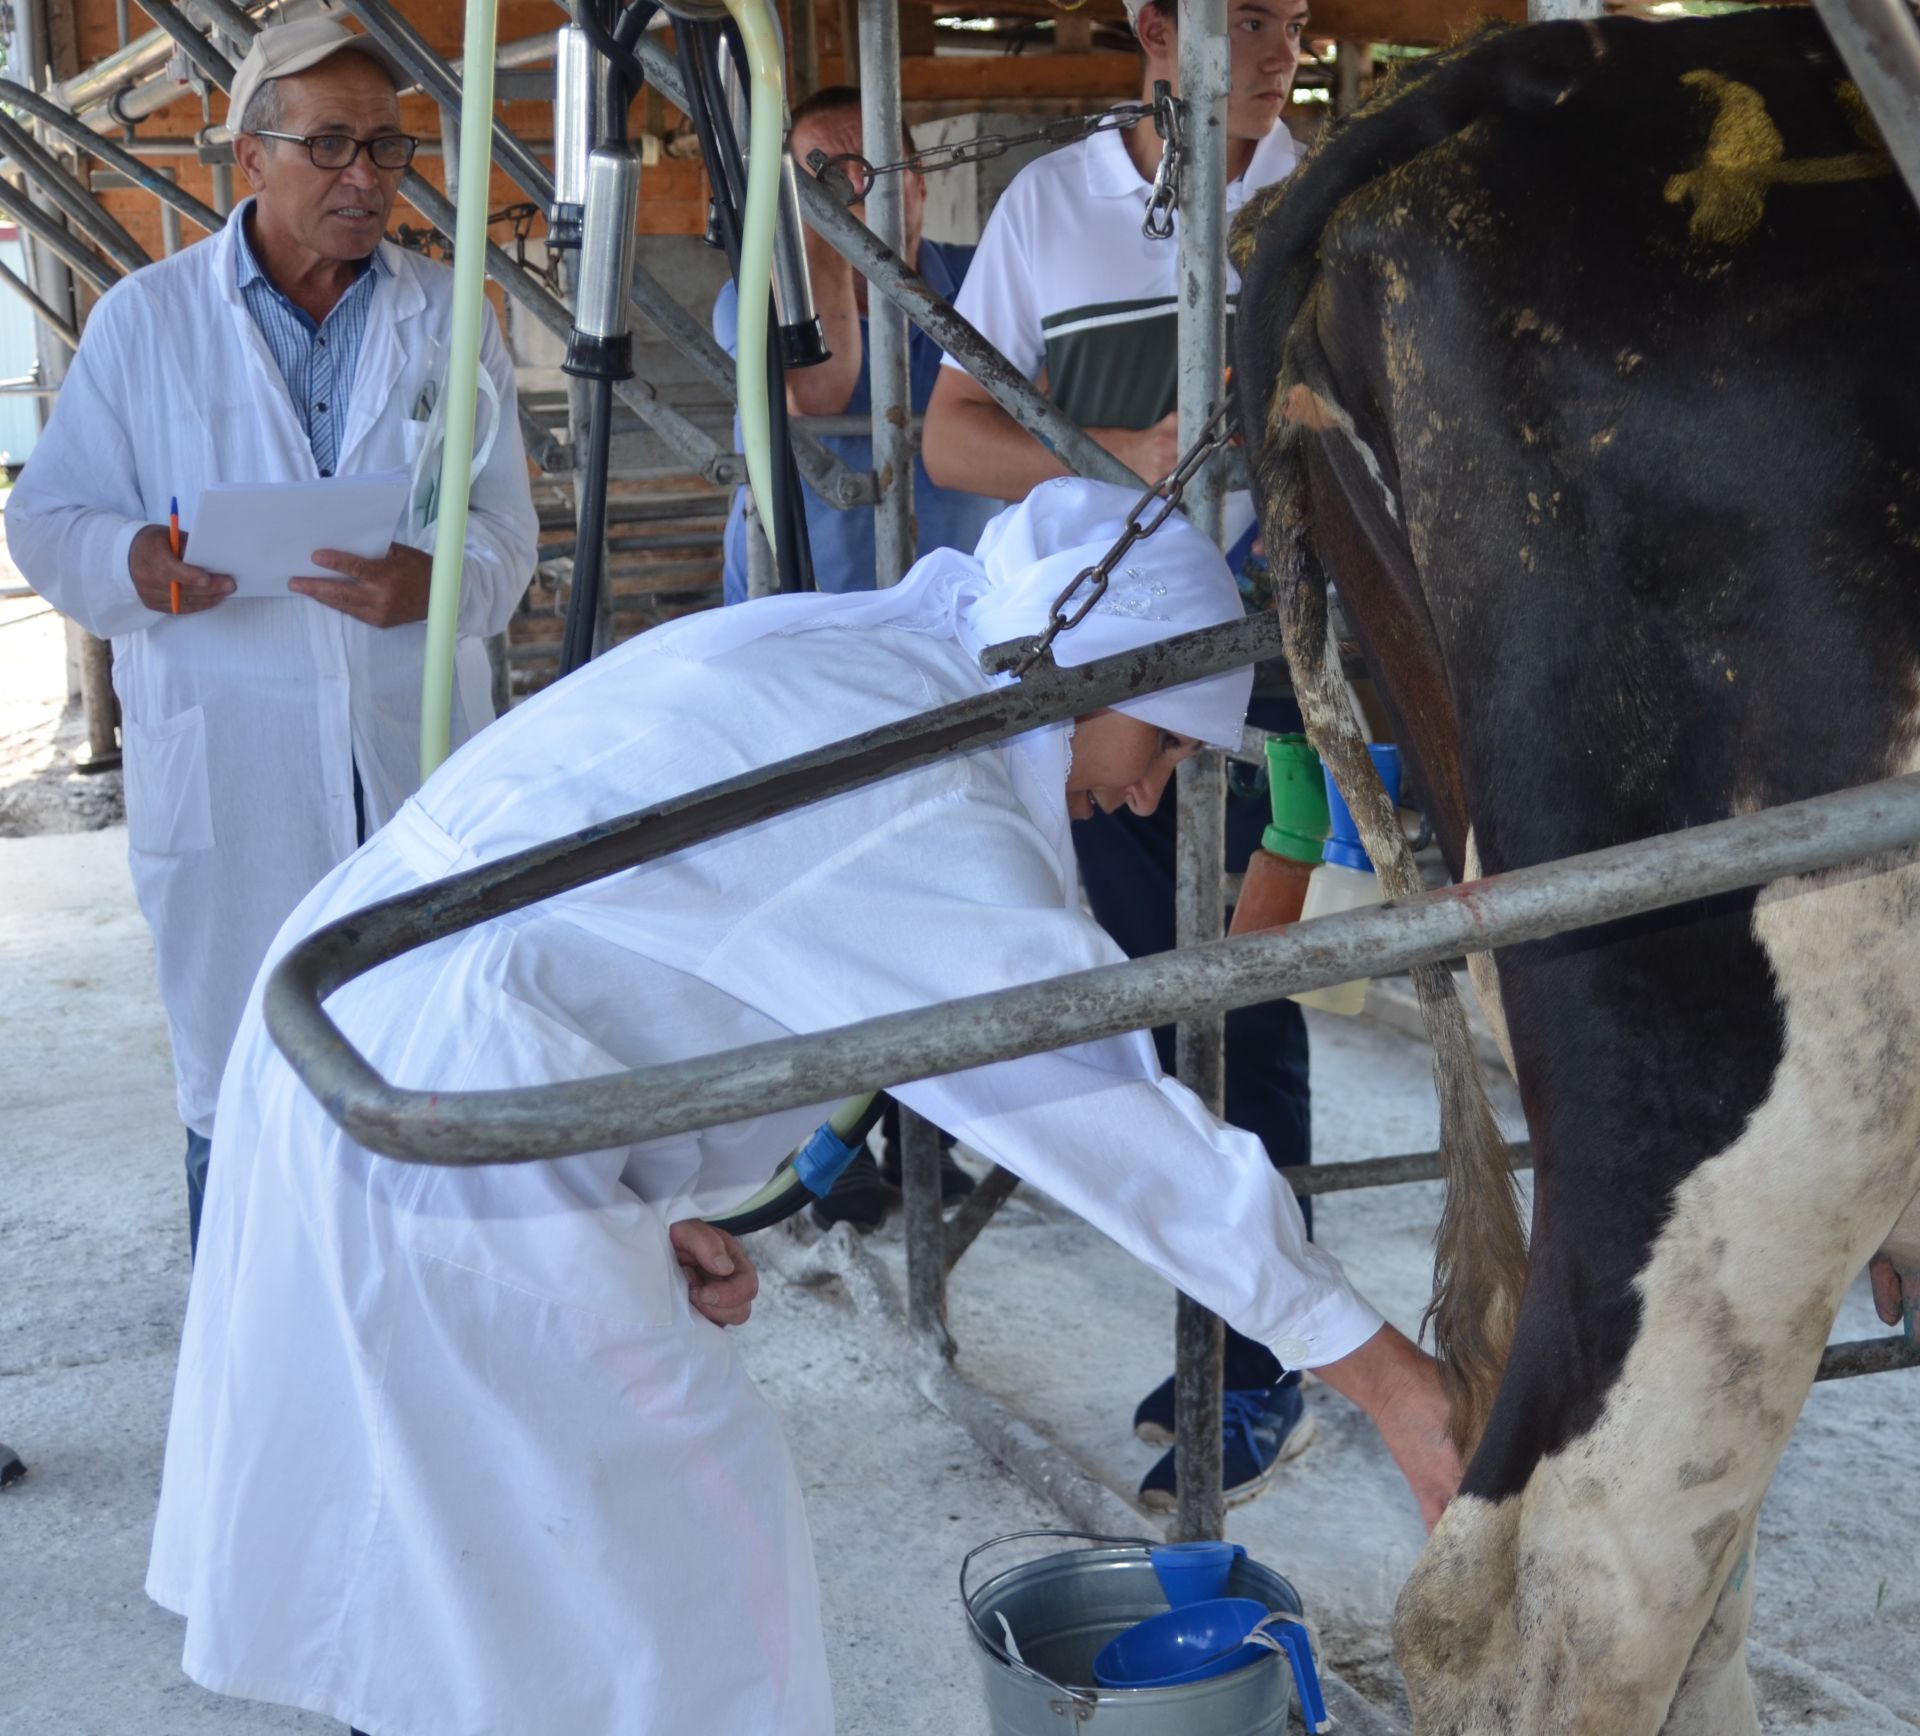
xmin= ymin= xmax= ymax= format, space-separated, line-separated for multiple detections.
xmin=1263 ymin=733 xmax=1329 ymax=863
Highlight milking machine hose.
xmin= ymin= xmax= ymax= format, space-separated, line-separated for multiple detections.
xmin=705 ymin=1091 xmax=886 ymax=1236
xmin=679 ymin=12 xmax=814 ymax=591
xmin=419 ymin=0 xmax=501 ymax=774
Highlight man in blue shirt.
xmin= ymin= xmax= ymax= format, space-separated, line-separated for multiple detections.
xmin=712 ymin=86 xmax=997 ymax=602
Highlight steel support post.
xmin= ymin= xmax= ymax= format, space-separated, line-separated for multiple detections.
xmin=1170 ymin=0 xmax=1231 ymax=1546
xmin=859 ymin=0 xmax=946 ymax=1350
xmin=1811 ymin=0 xmax=1920 ymax=213
xmin=862 ymin=0 xmax=914 ymax=592
xmin=790 ymin=0 xmax=821 ymax=105
xmin=160 ymin=170 xmax=182 ymax=255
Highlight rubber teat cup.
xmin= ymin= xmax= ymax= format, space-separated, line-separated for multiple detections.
xmin=1150 ymin=1541 xmax=1247 ymax=1608
xmin=1229 ymin=734 xmax=1330 ymax=938
xmin=1322 ymin=742 xmax=1403 ymax=871
xmin=1263 ymin=734 xmax=1329 ymax=864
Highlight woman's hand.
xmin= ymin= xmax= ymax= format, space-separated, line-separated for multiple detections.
xmin=670 ymin=1220 xmax=760 ymax=1328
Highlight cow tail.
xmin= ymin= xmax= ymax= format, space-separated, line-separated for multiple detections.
xmin=1253 ymin=395 xmax=1524 ymax=1459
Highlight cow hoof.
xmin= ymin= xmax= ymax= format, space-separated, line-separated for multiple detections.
xmin=1868 ymin=1254 xmax=1919 ymax=1344
xmin=0 ymin=1444 xmax=25 ymax=1488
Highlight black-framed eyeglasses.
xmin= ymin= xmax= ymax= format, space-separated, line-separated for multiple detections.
xmin=251 ymin=130 xmax=418 ymax=171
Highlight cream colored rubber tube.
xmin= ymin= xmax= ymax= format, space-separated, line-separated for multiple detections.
xmin=722 ymin=0 xmax=785 ymax=557
xmin=419 ymin=0 xmax=500 ymax=777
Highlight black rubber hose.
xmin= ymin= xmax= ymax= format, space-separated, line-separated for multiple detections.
xmin=679 ymin=22 xmax=816 ymax=593
xmin=559 ymin=373 xmax=616 ymax=677
xmin=705 ymin=1092 xmax=891 ymax=1238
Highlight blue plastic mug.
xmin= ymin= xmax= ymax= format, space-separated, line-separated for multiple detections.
xmin=1150 ymin=1541 xmax=1248 ymax=1609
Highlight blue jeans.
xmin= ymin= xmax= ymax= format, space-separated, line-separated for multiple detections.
xmin=185 ymin=1128 xmax=211 ymax=1260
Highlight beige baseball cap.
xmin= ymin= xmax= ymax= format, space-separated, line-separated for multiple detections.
xmin=227 ymin=19 xmax=410 ymax=132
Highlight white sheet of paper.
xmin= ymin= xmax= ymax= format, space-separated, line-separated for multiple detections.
xmin=188 ymin=472 xmax=411 ymax=599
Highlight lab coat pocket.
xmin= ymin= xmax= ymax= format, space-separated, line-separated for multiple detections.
xmin=121 ymin=705 xmax=214 ymax=857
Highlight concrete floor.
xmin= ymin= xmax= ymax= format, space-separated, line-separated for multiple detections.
xmin=5 ymin=825 xmax=1916 ymax=1734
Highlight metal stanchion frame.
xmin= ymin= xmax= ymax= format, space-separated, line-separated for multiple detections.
xmin=10 ymin=1 xmax=1912 ymax=1575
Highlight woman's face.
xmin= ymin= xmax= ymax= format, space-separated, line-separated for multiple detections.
xmin=1066 ymin=710 xmax=1205 ymax=821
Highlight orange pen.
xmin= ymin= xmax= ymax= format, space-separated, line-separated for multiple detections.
xmin=168 ymin=495 xmax=182 ymax=615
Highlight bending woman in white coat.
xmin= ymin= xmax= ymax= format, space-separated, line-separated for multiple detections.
xmin=150 ymin=479 xmax=1460 ymax=1736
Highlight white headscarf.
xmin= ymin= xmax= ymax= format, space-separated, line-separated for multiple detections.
xmin=655 ymin=477 xmax=1252 ymax=751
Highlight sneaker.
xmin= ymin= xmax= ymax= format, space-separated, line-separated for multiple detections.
xmin=879 ymin=1144 xmax=978 ymax=1203
xmin=1134 ymin=1366 xmax=1311 ymax=1444
xmin=1137 ymin=1378 xmax=1317 ymax=1512
xmin=809 ymin=1150 xmax=889 ymax=1232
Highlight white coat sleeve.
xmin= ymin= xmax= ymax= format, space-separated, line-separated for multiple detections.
xmin=452 ymin=307 xmax=540 ymax=641
xmin=702 ymin=782 xmax=1385 ymax=1371
xmin=4 ymin=287 xmax=160 ymax=640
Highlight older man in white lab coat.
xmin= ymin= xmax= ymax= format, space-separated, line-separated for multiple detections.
xmin=6 ymin=20 xmax=540 ymax=1249
xmin=151 ymin=481 xmax=1458 ymax=1735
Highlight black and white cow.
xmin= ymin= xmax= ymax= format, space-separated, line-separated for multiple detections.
xmin=1234 ymin=12 xmax=1919 ymax=1730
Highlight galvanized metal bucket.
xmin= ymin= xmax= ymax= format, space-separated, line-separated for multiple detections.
xmin=961 ymin=1530 xmax=1305 ymax=1732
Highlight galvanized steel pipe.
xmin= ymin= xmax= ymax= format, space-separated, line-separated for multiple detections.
xmin=266 ymin=656 xmax=1920 ymax=1165
xmin=1170 ymin=0 xmax=1232 ymax=1547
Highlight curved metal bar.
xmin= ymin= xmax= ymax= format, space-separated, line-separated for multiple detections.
xmin=264 ymin=614 xmax=1284 ymax=1156
xmin=0 ymin=79 xmax=224 ymax=235
xmin=265 ymin=644 xmax=1920 ymax=1166
xmin=0 ymin=177 xmax=119 ymax=293
xmin=0 ymin=110 xmax=150 ymax=275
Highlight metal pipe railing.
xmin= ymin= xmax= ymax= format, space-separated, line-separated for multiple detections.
xmin=264 ymin=612 xmax=1284 ymax=1156
xmin=0 ymin=254 xmax=77 ymax=347
xmin=0 ymin=110 xmax=150 ymax=274
xmin=0 ymin=80 xmax=223 ymax=234
xmin=135 ymin=0 xmax=238 ymax=93
xmin=0 ymin=176 xmax=119 ymax=293
xmin=628 ymin=30 xmax=1143 ymax=495
xmin=263 ymin=639 xmax=1920 ymax=1164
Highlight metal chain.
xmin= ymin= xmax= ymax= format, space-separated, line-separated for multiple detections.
xmin=806 ymin=95 xmax=1159 ymax=204
xmin=1010 ymin=402 xmax=1238 ymax=678
xmin=1142 ymin=81 xmax=1183 ymax=240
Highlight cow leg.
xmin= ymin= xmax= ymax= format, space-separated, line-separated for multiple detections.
xmin=1663 ymin=1514 xmax=1759 ymax=1736
xmin=1396 ymin=856 xmax=1920 ymax=1735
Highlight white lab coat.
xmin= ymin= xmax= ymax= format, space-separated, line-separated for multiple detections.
xmin=148 ymin=610 xmax=1383 ymax=1736
xmin=5 ymin=202 xmax=540 ymax=1134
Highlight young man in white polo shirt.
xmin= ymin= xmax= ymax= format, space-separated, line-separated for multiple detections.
xmin=921 ymin=0 xmax=1321 ymax=1514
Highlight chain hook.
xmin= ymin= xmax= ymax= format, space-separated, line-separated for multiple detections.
xmin=1007 ymin=402 xmax=1237 ymax=679
xmin=1142 ymin=81 xmax=1183 ymax=241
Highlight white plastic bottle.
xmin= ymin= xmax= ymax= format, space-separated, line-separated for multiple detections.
xmin=1289 ymin=745 xmax=1401 ymax=1016
xmin=1289 ymin=860 xmax=1385 ymax=1015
